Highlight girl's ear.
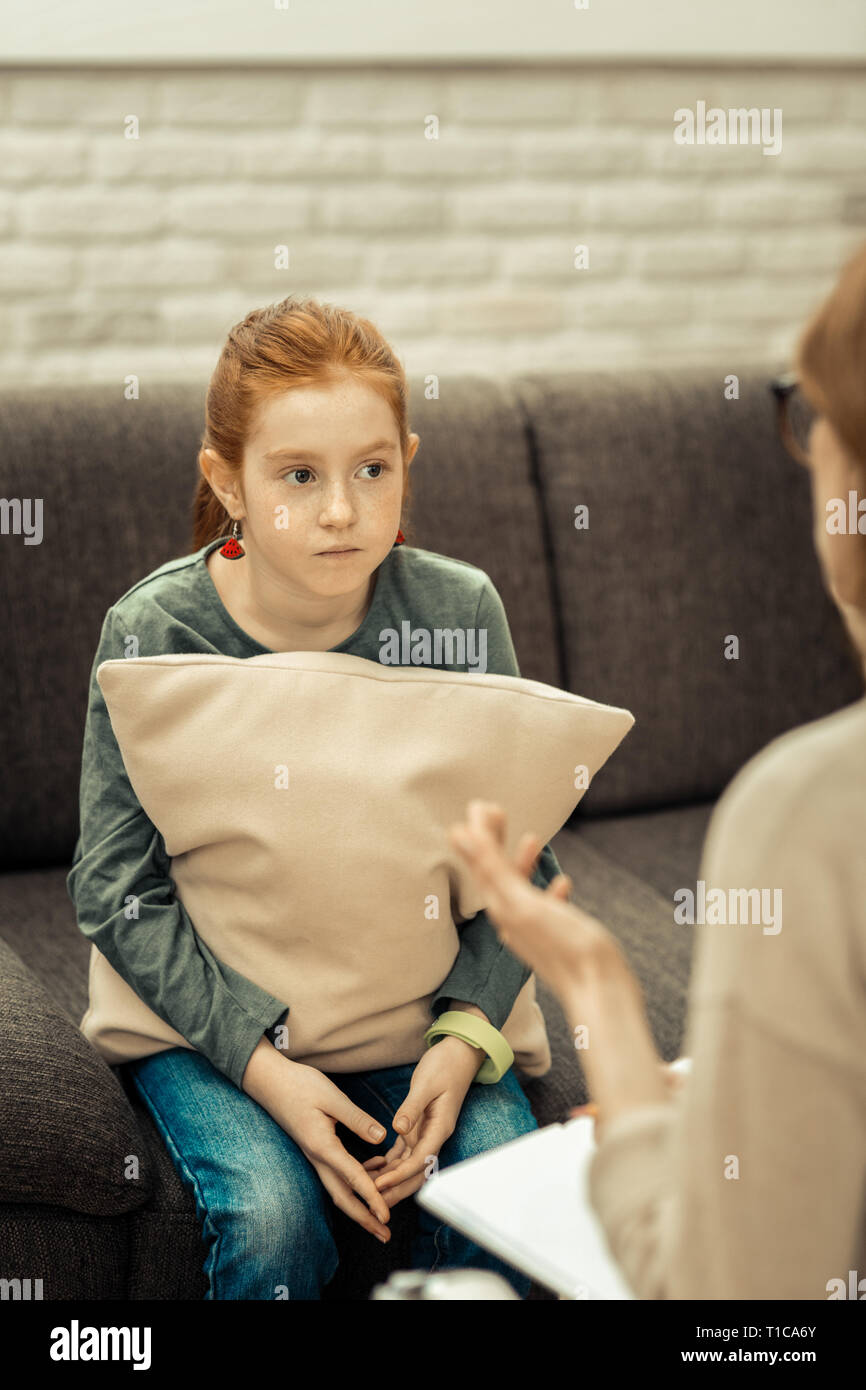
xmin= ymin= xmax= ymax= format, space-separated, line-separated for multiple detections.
xmin=200 ymin=448 xmax=233 ymax=501
xmin=200 ymin=448 xmax=247 ymax=521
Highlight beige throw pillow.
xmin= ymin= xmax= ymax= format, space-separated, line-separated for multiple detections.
xmin=81 ymin=651 xmax=634 ymax=1079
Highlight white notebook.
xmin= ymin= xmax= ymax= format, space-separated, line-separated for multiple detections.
xmin=415 ymin=1114 xmax=635 ymax=1300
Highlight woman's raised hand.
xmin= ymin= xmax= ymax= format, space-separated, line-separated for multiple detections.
xmin=448 ymin=799 xmax=626 ymax=1002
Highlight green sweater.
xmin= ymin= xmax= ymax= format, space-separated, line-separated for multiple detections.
xmin=67 ymin=539 xmax=563 ymax=1089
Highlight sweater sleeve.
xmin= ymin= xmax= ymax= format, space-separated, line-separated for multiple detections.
xmin=432 ymin=576 xmax=565 ymax=1028
xmin=66 ymin=606 xmax=290 ymax=1089
xmin=587 ymin=772 xmax=866 ymax=1299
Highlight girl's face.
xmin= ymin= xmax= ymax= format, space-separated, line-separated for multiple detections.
xmin=214 ymin=374 xmax=418 ymax=596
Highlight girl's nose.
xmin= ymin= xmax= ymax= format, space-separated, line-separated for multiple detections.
xmin=318 ymin=491 xmax=355 ymax=524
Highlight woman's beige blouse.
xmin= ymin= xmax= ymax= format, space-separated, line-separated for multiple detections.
xmin=588 ymin=695 xmax=866 ymax=1300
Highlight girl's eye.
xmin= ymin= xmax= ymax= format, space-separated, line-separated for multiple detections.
xmin=283 ymin=462 xmax=388 ymax=485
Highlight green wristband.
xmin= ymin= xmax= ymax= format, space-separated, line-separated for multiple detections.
xmin=423 ymin=1010 xmax=514 ymax=1084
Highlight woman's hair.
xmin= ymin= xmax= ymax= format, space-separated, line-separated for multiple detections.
xmin=796 ymin=240 xmax=866 ymax=616
xmin=797 ymin=240 xmax=866 ymax=474
xmin=191 ymin=295 xmax=415 ymax=552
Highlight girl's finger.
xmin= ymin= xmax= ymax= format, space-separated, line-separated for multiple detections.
xmin=388 ymin=1126 xmax=419 ymax=1159
xmin=320 ymin=1140 xmax=391 ymax=1225
xmin=375 ymin=1170 xmax=428 ymax=1206
xmin=374 ymin=1139 xmax=414 ymax=1173
xmin=316 ymin=1162 xmax=391 ymax=1240
xmin=373 ymin=1121 xmax=450 ymax=1190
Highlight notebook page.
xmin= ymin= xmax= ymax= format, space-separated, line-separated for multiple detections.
xmin=416 ymin=1116 xmax=635 ymax=1300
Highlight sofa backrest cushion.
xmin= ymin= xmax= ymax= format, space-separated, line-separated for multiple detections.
xmin=516 ymin=366 xmax=864 ymax=814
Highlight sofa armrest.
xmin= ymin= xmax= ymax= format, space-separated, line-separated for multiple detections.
xmin=0 ymin=935 xmax=152 ymax=1215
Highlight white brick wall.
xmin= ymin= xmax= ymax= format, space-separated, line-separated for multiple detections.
xmin=2 ymin=65 xmax=865 ymax=385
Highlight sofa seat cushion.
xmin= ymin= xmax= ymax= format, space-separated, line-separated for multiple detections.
xmin=575 ymin=799 xmax=717 ymax=902
xmin=0 ymin=865 xmax=91 ymax=1021
xmin=0 ymin=933 xmax=152 ymax=1216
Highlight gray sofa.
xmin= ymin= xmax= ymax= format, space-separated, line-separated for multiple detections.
xmin=1 ymin=366 xmax=861 ymax=1300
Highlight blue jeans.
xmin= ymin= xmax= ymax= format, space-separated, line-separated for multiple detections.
xmin=124 ymin=1046 xmax=538 ymax=1300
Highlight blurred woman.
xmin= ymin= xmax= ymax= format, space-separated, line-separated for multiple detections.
xmin=449 ymin=242 xmax=866 ymax=1300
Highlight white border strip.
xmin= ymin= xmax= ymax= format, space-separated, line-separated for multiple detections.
xmin=3 ymin=0 xmax=866 ymax=65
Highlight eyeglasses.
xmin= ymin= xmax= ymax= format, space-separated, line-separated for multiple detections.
xmin=769 ymin=372 xmax=816 ymax=466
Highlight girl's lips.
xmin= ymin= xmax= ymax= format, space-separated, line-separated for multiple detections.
xmin=317 ymin=547 xmax=359 ymax=555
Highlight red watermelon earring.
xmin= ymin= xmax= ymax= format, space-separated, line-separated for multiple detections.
xmin=218 ymin=518 xmax=245 ymax=560
xmin=394 ymin=528 xmax=405 ymax=546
